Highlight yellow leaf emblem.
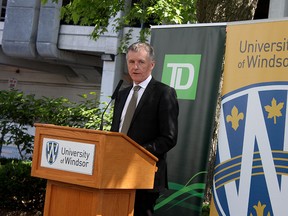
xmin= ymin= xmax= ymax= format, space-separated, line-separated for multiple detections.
xmin=249 ymin=201 xmax=271 ymax=216
xmin=264 ymin=98 xmax=284 ymax=124
xmin=226 ymin=106 xmax=244 ymax=131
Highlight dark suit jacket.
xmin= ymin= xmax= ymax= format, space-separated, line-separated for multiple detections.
xmin=111 ymin=78 xmax=179 ymax=192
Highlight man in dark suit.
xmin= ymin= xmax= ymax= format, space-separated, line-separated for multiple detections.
xmin=111 ymin=42 xmax=179 ymax=216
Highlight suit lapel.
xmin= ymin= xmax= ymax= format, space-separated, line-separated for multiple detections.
xmin=119 ymin=86 xmax=132 ymax=111
xmin=133 ymin=78 xmax=156 ymax=119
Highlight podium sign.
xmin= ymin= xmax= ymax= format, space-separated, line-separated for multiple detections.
xmin=40 ymin=138 xmax=95 ymax=175
xmin=31 ymin=124 xmax=158 ymax=216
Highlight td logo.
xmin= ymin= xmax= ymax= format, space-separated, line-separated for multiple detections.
xmin=162 ymin=54 xmax=201 ymax=100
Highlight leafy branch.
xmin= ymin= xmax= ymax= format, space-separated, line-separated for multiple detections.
xmin=41 ymin=0 xmax=197 ymax=51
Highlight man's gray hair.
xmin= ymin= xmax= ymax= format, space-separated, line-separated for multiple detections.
xmin=127 ymin=42 xmax=155 ymax=61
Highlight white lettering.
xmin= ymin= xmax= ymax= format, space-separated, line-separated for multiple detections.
xmin=167 ymin=63 xmax=194 ymax=90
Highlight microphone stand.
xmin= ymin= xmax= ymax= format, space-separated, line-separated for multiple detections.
xmin=99 ymin=79 xmax=123 ymax=130
xmin=99 ymin=99 xmax=113 ymax=131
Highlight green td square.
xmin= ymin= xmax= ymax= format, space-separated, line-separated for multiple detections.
xmin=162 ymin=54 xmax=201 ymax=100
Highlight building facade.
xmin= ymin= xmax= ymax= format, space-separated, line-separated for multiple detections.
xmin=0 ymin=0 xmax=141 ymax=103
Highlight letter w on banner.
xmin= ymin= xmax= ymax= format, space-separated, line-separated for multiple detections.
xmin=211 ymin=20 xmax=288 ymax=216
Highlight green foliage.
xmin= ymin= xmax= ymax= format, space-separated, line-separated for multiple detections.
xmin=201 ymin=202 xmax=210 ymax=216
xmin=0 ymin=90 xmax=113 ymax=213
xmin=124 ymin=0 xmax=196 ymax=26
xmin=0 ymin=159 xmax=46 ymax=211
xmin=0 ymin=91 xmax=37 ymax=159
xmin=41 ymin=0 xmax=258 ymax=51
xmin=42 ymin=0 xmax=197 ymax=48
xmin=59 ymin=0 xmax=125 ymax=40
xmin=0 ymin=90 xmax=113 ymax=159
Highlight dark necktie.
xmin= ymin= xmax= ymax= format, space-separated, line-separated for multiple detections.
xmin=121 ymin=85 xmax=141 ymax=134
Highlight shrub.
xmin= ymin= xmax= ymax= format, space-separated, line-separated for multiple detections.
xmin=0 ymin=90 xmax=113 ymax=213
xmin=0 ymin=158 xmax=46 ymax=212
xmin=0 ymin=90 xmax=112 ymax=159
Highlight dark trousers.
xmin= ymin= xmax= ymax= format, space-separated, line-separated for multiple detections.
xmin=134 ymin=190 xmax=160 ymax=216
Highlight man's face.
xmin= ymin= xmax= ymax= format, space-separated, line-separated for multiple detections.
xmin=126 ymin=48 xmax=155 ymax=84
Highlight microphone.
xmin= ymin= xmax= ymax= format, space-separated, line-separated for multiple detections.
xmin=111 ymin=79 xmax=124 ymax=100
xmin=99 ymin=79 xmax=123 ymax=130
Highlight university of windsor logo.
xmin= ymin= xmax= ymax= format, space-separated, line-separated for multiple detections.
xmin=46 ymin=141 xmax=59 ymax=165
xmin=162 ymin=54 xmax=201 ymax=100
xmin=213 ymin=82 xmax=288 ymax=216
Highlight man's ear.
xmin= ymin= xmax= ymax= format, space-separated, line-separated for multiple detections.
xmin=151 ymin=61 xmax=155 ymax=70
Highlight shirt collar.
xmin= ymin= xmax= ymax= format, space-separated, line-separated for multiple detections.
xmin=133 ymin=75 xmax=152 ymax=89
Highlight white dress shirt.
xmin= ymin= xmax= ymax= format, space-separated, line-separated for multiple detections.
xmin=119 ymin=75 xmax=152 ymax=131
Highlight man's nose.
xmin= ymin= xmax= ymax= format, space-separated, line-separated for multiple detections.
xmin=134 ymin=63 xmax=139 ymax=68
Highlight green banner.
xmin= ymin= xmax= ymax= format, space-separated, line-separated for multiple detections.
xmin=150 ymin=24 xmax=226 ymax=215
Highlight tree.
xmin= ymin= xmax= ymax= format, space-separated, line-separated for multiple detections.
xmin=43 ymin=0 xmax=197 ymax=45
xmin=44 ymin=0 xmax=260 ymax=44
xmin=197 ymin=0 xmax=259 ymax=23
xmin=58 ymin=0 xmax=125 ymax=39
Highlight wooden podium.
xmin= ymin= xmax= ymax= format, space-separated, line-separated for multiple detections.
xmin=31 ymin=123 xmax=158 ymax=216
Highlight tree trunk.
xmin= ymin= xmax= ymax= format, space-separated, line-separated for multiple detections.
xmin=197 ymin=0 xmax=259 ymax=23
